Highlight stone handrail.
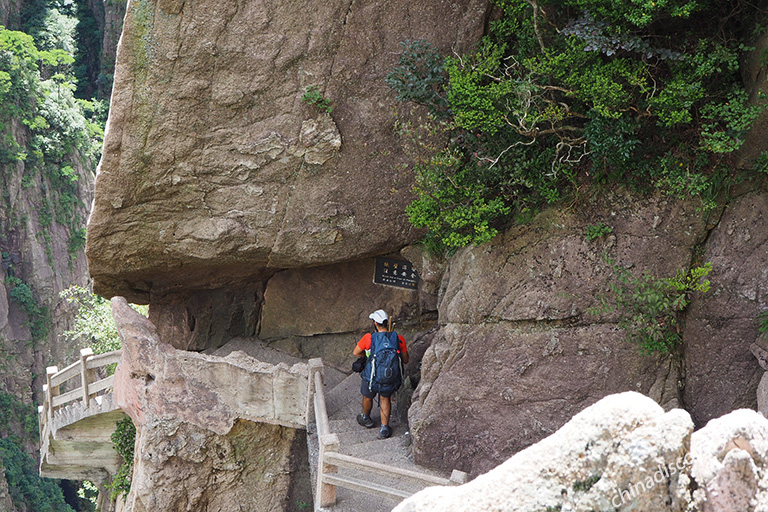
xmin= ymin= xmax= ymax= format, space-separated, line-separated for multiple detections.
xmin=307 ymin=358 xmax=467 ymax=509
xmin=39 ymin=348 xmax=121 ymax=441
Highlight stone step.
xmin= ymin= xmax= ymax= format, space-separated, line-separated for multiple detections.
xmin=329 ymin=408 xmax=404 ymax=433
xmin=326 ymin=372 xmax=363 ymax=418
xmin=330 ymin=423 xmax=384 ymax=447
xmin=341 ymin=433 xmax=411 ymax=461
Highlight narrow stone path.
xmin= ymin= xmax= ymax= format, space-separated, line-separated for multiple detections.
xmin=212 ymin=337 xmax=452 ymax=511
xmin=310 ymin=372 xmax=452 ymax=512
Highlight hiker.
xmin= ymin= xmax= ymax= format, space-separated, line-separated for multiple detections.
xmin=353 ymin=309 xmax=409 ymax=439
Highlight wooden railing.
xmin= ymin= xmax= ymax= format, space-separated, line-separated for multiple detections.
xmin=38 ymin=348 xmax=122 ymax=438
xmin=308 ymin=359 xmax=467 ymax=509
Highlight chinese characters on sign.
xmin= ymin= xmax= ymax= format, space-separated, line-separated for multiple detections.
xmin=373 ymin=257 xmax=419 ymax=290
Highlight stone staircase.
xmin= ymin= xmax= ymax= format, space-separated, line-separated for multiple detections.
xmin=213 ymin=339 xmax=450 ymax=510
xmin=308 ymin=371 xmax=456 ymax=512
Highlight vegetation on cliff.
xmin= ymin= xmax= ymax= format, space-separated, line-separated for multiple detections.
xmin=0 ymin=18 xmax=103 ymax=271
xmin=388 ymin=0 xmax=768 ymax=253
xmin=61 ymin=286 xmax=149 ymax=356
xmin=1 ymin=0 xmax=121 ymax=509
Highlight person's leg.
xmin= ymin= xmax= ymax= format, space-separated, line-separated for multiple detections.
xmin=379 ymin=395 xmax=391 ymax=426
xmin=357 ymin=380 xmax=375 ymax=428
xmin=362 ymin=396 xmax=373 ymax=417
xmin=378 ymin=393 xmax=393 ymax=439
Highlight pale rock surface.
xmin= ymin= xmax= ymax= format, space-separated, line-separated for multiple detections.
xmin=396 ymin=392 xmax=694 ymax=512
xmin=759 ymin=374 xmax=768 ymax=417
xmin=689 ymin=409 xmax=768 ymax=512
xmin=112 ymin=296 xmax=312 ymax=510
xmin=87 ymin=0 xmax=491 ymax=302
xmin=396 ymin=394 xmax=768 ymax=512
xmin=113 ymin=297 xmax=309 ymax=432
xmin=410 ymin=193 xmax=705 ymax=475
xmin=751 ymin=343 xmax=768 ymax=416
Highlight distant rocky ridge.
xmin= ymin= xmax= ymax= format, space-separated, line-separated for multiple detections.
xmin=0 ymin=116 xmax=93 ymax=421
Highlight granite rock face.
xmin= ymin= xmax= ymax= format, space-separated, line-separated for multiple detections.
xmin=0 ymin=0 xmax=21 ymax=27
xmin=111 ymin=296 xmax=312 ymax=510
xmin=86 ymin=0 xmax=491 ymax=302
xmin=683 ymin=191 xmax=768 ymax=426
xmin=409 ymin=194 xmax=707 ymax=475
xmin=123 ymin=418 xmax=309 ymax=512
xmin=396 ymin=393 xmax=768 ymax=512
xmin=0 ymin=116 xmax=94 ymax=422
xmin=398 ymin=392 xmax=695 ymax=512
xmin=112 ymin=297 xmax=310 ymax=433
xmin=0 ymin=459 xmax=15 ymax=512
xmin=690 ymin=409 xmax=768 ymax=512
xmin=260 ymin=257 xmax=420 ymax=340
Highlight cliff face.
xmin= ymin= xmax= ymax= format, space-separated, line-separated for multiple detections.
xmin=88 ymin=0 xmax=768 ymax=501
xmin=0 ymin=117 xmax=94 ymax=407
xmin=408 ymin=187 xmax=768 ymax=475
xmin=87 ymin=0 xmax=492 ymax=509
xmin=0 ymin=122 xmax=94 ymax=509
xmin=111 ymin=297 xmax=312 ymax=511
xmin=0 ymin=0 xmax=21 ymax=27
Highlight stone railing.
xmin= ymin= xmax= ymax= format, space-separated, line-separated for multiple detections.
xmin=307 ymin=358 xmax=467 ymax=509
xmin=38 ymin=348 xmax=122 ymax=442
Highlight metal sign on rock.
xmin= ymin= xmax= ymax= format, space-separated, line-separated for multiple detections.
xmin=373 ymin=257 xmax=419 ymax=290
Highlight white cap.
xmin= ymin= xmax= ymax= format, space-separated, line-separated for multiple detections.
xmin=369 ymin=309 xmax=388 ymax=324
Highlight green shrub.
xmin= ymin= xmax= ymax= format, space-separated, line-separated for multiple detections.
xmin=388 ymin=0 xmax=767 ymax=250
xmin=758 ymin=310 xmax=768 ymax=334
xmin=301 ymin=85 xmax=333 ymax=113
xmin=0 ymin=391 xmax=39 ymax=440
xmin=589 ymin=260 xmax=713 ymax=354
xmin=0 ymin=437 xmax=74 ymax=512
xmin=572 ymin=473 xmax=601 ymax=492
xmin=386 ymin=40 xmax=450 ymax=118
xmin=107 ymin=416 xmax=136 ymax=501
xmin=584 ymin=223 xmax=612 ymax=241
xmin=1 ymin=19 xmax=103 ymax=277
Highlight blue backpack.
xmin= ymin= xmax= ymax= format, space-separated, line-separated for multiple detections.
xmin=363 ymin=331 xmax=404 ymax=395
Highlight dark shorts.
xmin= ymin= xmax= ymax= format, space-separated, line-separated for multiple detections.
xmin=361 ymin=379 xmax=393 ymax=399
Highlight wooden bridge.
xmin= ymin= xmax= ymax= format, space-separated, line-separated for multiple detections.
xmin=39 ymin=349 xmax=467 ymax=511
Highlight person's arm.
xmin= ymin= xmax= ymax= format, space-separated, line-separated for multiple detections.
xmin=398 ymin=335 xmax=410 ymax=364
xmin=353 ymin=333 xmax=371 ymax=357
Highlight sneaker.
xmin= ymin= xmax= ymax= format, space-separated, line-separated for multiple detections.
xmin=357 ymin=413 xmax=374 ymax=428
xmin=378 ymin=425 xmax=392 ymax=439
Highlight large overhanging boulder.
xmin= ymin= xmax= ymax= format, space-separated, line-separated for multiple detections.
xmin=86 ymin=0 xmax=490 ymax=302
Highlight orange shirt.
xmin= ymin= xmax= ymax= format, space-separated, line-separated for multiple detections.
xmin=357 ymin=332 xmax=407 ymax=355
